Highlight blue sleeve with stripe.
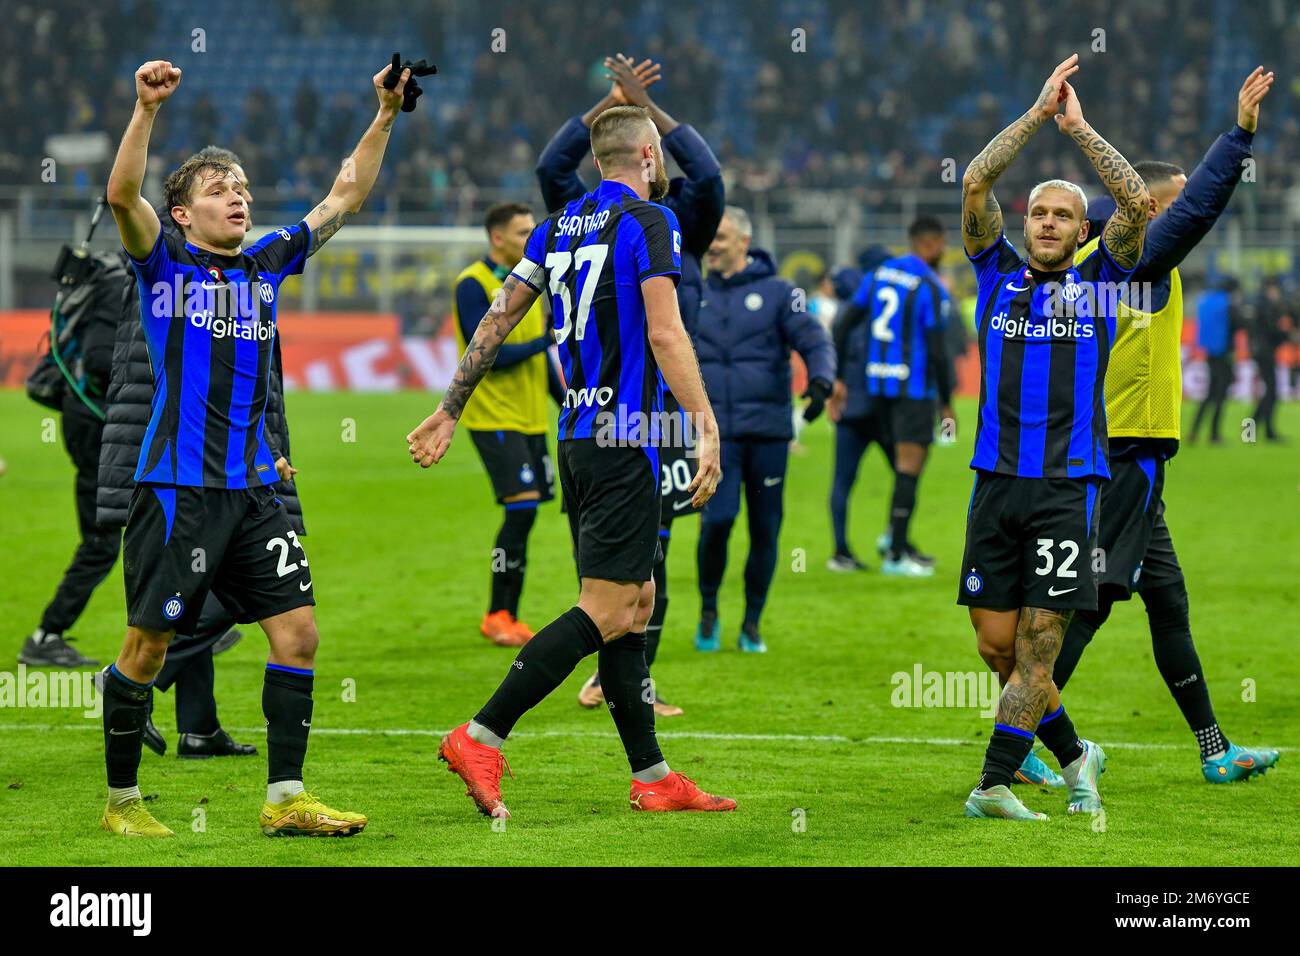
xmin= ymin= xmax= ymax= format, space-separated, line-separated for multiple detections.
xmin=124 ymin=226 xmax=173 ymax=286
xmin=247 ymin=221 xmax=311 ymax=281
xmin=630 ymin=204 xmax=682 ymax=284
xmin=967 ymin=233 xmax=1019 ymax=291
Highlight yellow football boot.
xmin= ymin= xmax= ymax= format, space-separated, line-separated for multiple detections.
xmin=259 ymin=791 xmax=367 ymax=837
xmin=101 ymin=798 xmax=175 ymax=837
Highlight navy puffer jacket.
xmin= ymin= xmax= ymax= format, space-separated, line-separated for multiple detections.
xmin=695 ymin=249 xmax=836 ymax=441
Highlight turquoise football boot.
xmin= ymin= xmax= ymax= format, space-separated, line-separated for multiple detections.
xmin=1202 ymin=743 xmax=1279 ymax=783
xmin=694 ymin=616 xmax=720 ymax=652
xmin=1061 ymin=739 xmax=1106 ymax=814
xmin=1015 ymin=748 xmax=1066 ymax=788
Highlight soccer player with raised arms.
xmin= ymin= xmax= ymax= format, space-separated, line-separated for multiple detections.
xmin=99 ymin=58 xmax=411 ymax=837
xmin=408 ymin=105 xmax=735 ymax=818
xmin=1041 ymin=66 xmax=1280 ymax=784
xmin=957 ymin=55 xmax=1150 ymax=821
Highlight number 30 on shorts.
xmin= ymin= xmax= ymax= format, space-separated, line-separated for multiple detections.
xmin=1034 ymin=538 xmax=1079 ymax=578
xmin=267 ymin=530 xmax=309 ymax=577
xmin=661 ymin=458 xmax=693 ymax=496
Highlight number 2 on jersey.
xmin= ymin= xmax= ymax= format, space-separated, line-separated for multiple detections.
xmin=872 ymin=286 xmax=899 ymax=342
xmin=548 ymin=244 xmax=609 ymax=344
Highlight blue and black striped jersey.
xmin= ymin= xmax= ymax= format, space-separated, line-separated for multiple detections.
xmin=126 ymin=222 xmax=309 ymax=489
xmin=512 ymin=180 xmax=682 ymax=453
xmin=968 ymin=233 xmax=1134 ymax=480
xmin=854 ymin=253 xmax=949 ymax=400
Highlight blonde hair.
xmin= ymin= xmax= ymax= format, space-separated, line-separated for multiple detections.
xmin=1028 ymin=179 xmax=1088 ymax=218
xmin=590 ymin=105 xmax=656 ymax=173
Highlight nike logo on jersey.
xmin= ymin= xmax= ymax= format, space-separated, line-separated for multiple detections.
xmin=302 ymin=719 xmax=312 ymax=728
xmin=108 ymin=728 xmax=139 ymax=736
xmin=763 ymin=476 xmax=783 ymax=487
xmin=1005 ymin=281 xmax=1029 ymax=292
xmin=299 ymin=579 xmax=312 ymax=591
xmin=672 ymin=499 xmax=695 ymax=511
xmin=1047 ymin=586 xmax=1078 ymax=597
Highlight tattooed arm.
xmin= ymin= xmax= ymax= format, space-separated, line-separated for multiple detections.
xmin=406 ymin=274 xmax=542 ymax=467
xmin=304 ymin=62 xmax=409 ymax=256
xmin=1055 ymin=81 xmax=1150 ymax=270
xmin=962 ymin=54 xmax=1080 ymax=257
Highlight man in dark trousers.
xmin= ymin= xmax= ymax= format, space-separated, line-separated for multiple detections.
xmin=827 ymin=248 xmax=895 ymax=572
xmin=1249 ymin=277 xmax=1288 ymax=443
xmin=536 ymin=55 xmax=723 ymax=712
xmin=17 ymin=250 xmax=123 ymax=669
xmin=1188 ymin=277 xmax=1239 ymax=444
xmin=694 ymin=206 xmax=835 ymax=653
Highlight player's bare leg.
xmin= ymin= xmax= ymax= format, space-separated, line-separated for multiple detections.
xmin=100 ymin=625 xmax=176 ymax=836
xmin=974 ymin=608 xmax=1063 ymax=788
xmin=258 ymin=606 xmax=366 ymax=836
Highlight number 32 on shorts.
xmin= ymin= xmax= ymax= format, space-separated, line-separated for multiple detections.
xmin=1034 ymin=538 xmax=1079 ymax=579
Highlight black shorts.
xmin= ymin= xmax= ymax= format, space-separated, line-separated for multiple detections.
xmin=469 ymin=430 xmax=555 ymax=504
xmin=882 ymin=397 xmax=935 ymax=446
xmin=558 ymin=439 xmax=660 ymax=582
xmin=124 ymin=483 xmax=314 ymax=633
xmin=658 ymin=436 xmax=700 ymax=519
xmin=957 ymin=471 xmax=1101 ymax=611
xmin=839 ymin=397 xmax=895 ymax=450
xmin=657 ymin=392 xmax=699 ymax=519
xmin=1096 ymin=455 xmax=1184 ymax=599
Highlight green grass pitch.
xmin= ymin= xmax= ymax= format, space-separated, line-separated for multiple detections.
xmin=1 ymin=390 xmax=1296 ymax=866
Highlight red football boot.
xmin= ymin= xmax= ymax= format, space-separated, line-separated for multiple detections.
xmin=438 ymin=723 xmax=513 ymax=818
xmin=629 ymin=771 xmax=737 ymax=812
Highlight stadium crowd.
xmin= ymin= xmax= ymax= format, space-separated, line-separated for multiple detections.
xmin=4 ymin=0 xmax=1300 ymax=229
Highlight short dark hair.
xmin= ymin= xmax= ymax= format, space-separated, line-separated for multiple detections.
xmin=484 ymin=202 xmax=532 ymax=238
xmin=1133 ymin=161 xmax=1186 ymax=188
xmin=162 ymin=155 xmax=235 ymax=229
xmin=908 ymin=214 xmax=945 ymax=240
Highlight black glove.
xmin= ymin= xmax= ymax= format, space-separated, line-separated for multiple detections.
xmin=384 ymin=53 xmax=438 ymax=113
xmin=802 ymin=377 xmax=832 ymax=423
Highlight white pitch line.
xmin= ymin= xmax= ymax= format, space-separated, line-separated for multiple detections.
xmin=0 ymin=722 xmax=1285 ymax=752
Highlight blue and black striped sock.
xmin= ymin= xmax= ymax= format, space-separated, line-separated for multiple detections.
xmin=978 ymin=723 xmax=1035 ymax=790
xmin=1036 ymin=704 xmax=1085 ymax=768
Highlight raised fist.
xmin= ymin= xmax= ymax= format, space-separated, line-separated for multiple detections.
xmin=135 ymin=60 xmax=181 ymax=109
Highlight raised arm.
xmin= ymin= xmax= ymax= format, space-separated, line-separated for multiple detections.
xmin=407 ymin=273 xmax=541 ymax=467
xmin=643 ymin=276 xmax=720 ymax=507
xmin=962 ymin=54 xmax=1080 ymax=257
xmin=605 ymin=55 xmax=724 ymax=257
xmin=1055 ymin=81 xmax=1150 ymax=270
xmin=537 ymin=57 xmax=661 ymax=213
xmin=106 ymin=60 xmax=180 ymax=259
xmin=304 ymin=63 xmax=409 ymax=257
xmin=1143 ymin=67 xmax=1272 ymax=276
